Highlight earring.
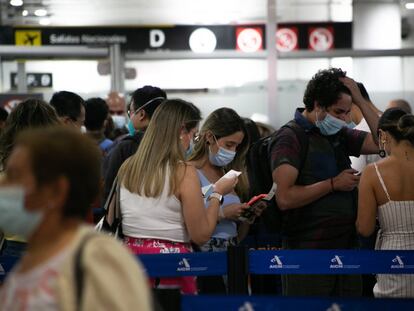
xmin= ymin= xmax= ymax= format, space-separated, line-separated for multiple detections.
xmin=379 ymin=140 xmax=386 ymax=158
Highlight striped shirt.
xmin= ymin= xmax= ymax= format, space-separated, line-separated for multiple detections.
xmin=373 ymin=162 xmax=414 ymax=298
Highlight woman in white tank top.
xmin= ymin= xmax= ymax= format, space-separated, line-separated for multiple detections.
xmin=117 ymin=99 xmax=237 ymax=294
xmin=357 ymin=108 xmax=414 ymax=298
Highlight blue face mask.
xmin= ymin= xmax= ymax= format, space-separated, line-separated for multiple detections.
xmin=185 ymin=140 xmax=194 ymax=159
xmin=127 ymin=119 xmax=135 ymax=136
xmin=208 ymin=138 xmax=236 ymax=167
xmin=315 ymin=112 xmax=347 ymax=136
xmin=346 ymin=121 xmax=357 ymax=129
xmin=0 ymin=187 xmax=43 ymax=239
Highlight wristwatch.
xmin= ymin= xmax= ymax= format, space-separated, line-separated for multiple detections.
xmin=207 ymin=192 xmax=224 ymax=204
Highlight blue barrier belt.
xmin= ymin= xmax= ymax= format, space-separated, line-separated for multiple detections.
xmin=182 ymin=295 xmax=414 ymax=311
xmin=138 ymin=251 xmax=228 ymax=277
xmin=249 ymin=250 xmax=414 ymax=275
xmin=2 ymin=250 xmax=414 ymax=281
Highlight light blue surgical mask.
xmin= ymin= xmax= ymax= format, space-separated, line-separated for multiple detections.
xmin=346 ymin=121 xmax=357 ymax=129
xmin=185 ymin=140 xmax=195 ymax=159
xmin=127 ymin=119 xmax=135 ymax=136
xmin=315 ymin=112 xmax=347 ymax=136
xmin=0 ymin=187 xmax=43 ymax=239
xmin=112 ymin=115 xmax=127 ymax=129
xmin=208 ymin=137 xmax=236 ymax=167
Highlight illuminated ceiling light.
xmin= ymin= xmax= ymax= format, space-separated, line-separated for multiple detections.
xmin=406 ymin=3 xmax=414 ymax=9
xmin=189 ymin=28 xmax=217 ymax=53
xmin=34 ymin=9 xmax=48 ymax=17
xmin=39 ymin=18 xmax=50 ymax=25
xmin=22 ymin=9 xmax=28 ymax=16
xmin=10 ymin=0 xmax=23 ymax=6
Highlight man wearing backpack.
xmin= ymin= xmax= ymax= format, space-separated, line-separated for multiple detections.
xmin=271 ymin=68 xmax=380 ymax=296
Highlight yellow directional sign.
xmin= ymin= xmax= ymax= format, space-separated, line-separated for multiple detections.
xmin=15 ymin=30 xmax=42 ymax=46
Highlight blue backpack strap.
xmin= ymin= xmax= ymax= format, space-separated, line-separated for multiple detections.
xmin=99 ymin=139 xmax=113 ymax=152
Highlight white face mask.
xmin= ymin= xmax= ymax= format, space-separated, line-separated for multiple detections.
xmin=0 ymin=187 xmax=43 ymax=239
xmin=111 ymin=115 xmax=127 ymax=129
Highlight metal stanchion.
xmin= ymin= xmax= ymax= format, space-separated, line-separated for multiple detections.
xmin=227 ymin=245 xmax=249 ymax=294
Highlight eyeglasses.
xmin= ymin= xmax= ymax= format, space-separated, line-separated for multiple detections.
xmin=110 ymin=110 xmax=125 ymax=116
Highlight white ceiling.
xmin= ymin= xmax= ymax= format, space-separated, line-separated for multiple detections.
xmin=0 ymin=0 xmax=408 ymax=26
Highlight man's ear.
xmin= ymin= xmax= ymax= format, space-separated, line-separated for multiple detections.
xmin=314 ymin=101 xmax=321 ymax=111
xmin=136 ymin=109 xmax=146 ymax=121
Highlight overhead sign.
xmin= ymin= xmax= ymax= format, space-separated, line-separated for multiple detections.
xmin=0 ymin=23 xmax=352 ymax=52
xmin=276 ymin=27 xmax=298 ymax=52
xmin=11 ymin=73 xmax=53 ymax=88
xmin=15 ymin=30 xmax=42 ymax=46
xmin=0 ymin=93 xmax=43 ymax=112
xmin=236 ymin=27 xmax=263 ymax=52
xmin=308 ymin=27 xmax=334 ymax=51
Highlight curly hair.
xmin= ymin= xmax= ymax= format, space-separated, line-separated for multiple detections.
xmin=303 ymin=68 xmax=351 ymax=112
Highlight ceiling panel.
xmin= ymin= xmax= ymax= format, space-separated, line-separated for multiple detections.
xmin=0 ymin=0 xmax=406 ymax=27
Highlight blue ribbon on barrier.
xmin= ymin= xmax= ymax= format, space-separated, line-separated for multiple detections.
xmin=138 ymin=251 xmax=227 ymax=277
xmin=249 ymin=250 xmax=414 ymax=274
xmin=0 ymin=255 xmax=19 ymax=282
xmin=2 ymin=249 xmax=414 ymax=281
xmin=182 ymin=295 xmax=414 ymax=311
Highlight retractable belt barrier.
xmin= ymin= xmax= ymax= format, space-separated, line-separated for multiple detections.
xmin=182 ymin=295 xmax=414 ymax=311
xmin=138 ymin=251 xmax=227 ymax=277
xmin=2 ymin=249 xmax=414 ymax=282
xmin=249 ymin=249 xmax=414 ymax=275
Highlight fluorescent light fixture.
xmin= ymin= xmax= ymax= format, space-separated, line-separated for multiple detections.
xmin=406 ymin=3 xmax=414 ymax=9
xmin=10 ymin=0 xmax=23 ymax=6
xmin=34 ymin=9 xmax=48 ymax=17
xmin=39 ymin=18 xmax=50 ymax=25
xmin=22 ymin=9 xmax=28 ymax=16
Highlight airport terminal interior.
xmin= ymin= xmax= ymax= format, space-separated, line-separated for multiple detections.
xmin=0 ymin=1 xmax=414 ymax=310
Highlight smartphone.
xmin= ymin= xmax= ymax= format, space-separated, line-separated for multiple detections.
xmin=247 ymin=194 xmax=268 ymax=206
xmin=239 ymin=194 xmax=269 ymax=223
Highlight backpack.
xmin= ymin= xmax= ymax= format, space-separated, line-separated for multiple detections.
xmin=246 ymin=120 xmax=309 ymax=234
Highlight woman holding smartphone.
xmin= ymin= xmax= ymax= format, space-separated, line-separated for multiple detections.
xmin=118 ymin=100 xmax=237 ymax=295
xmin=188 ymin=107 xmax=253 ymax=293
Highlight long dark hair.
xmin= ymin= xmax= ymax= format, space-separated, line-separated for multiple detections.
xmin=189 ymin=108 xmax=249 ymax=199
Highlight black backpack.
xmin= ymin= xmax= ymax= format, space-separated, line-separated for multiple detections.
xmin=246 ymin=120 xmax=309 ymax=233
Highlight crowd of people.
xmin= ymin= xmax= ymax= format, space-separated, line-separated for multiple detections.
xmin=0 ymin=67 xmax=413 ymax=310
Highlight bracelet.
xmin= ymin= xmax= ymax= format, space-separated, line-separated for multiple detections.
xmin=330 ymin=178 xmax=335 ymax=192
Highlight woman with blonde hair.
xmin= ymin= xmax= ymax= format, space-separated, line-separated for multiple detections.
xmin=357 ymin=108 xmax=414 ymax=298
xmin=118 ymin=99 xmax=237 ymax=294
xmin=188 ymin=107 xmax=251 ymax=293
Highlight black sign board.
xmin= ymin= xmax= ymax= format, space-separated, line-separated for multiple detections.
xmin=10 ymin=73 xmax=53 ymax=88
xmin=0 ymin=93 xmax=44 ymax=112
xmin=0 ymin=23 xmax=352 ymax=52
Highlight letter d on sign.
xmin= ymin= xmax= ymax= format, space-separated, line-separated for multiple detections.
xmin=150 ymin=29 xmax=165 ymax=48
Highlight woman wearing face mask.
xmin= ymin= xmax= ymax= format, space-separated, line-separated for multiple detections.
xmin=357 ymin=108 xmax=414 ymax=298
xmin=188 ymin=108 xmax=251 ymax=294
xmin=0 ymin=127 xmax=152 ymax=310
xmin=118 ymin=99 xmax=237 ymax=295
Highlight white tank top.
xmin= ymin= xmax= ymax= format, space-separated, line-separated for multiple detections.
xmin=120 ymin=170 xmax=189 ymax=243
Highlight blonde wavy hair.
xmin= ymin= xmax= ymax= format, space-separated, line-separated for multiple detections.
xmin=118 ymin=99 xmax=201 ymax=197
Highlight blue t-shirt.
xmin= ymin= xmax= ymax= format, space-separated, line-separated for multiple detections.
xmin=197 ymin=169 xmax=239 ymax=240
